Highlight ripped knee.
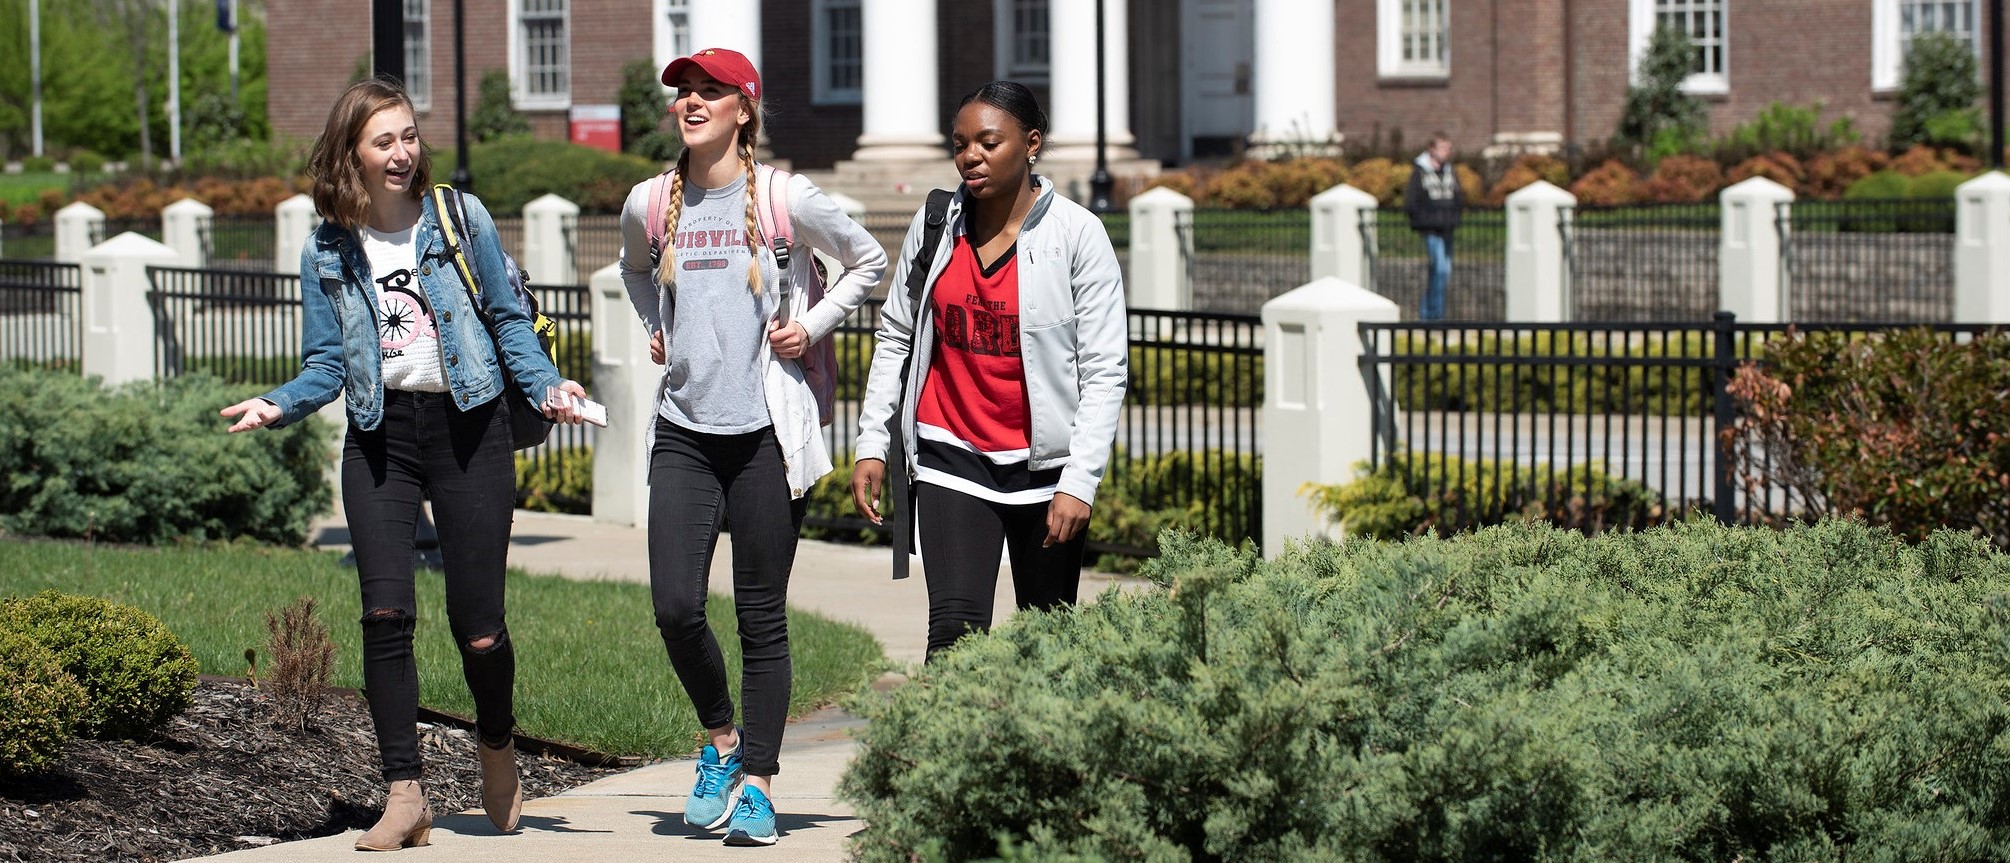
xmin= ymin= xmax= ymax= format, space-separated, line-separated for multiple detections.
xmin=464 ymin=627 xmax=510 ymax=654
xmin=360 ymin=607 xmax=410 ymax=625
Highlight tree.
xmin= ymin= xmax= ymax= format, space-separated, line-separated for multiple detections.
xmin=86 ymin=0 xmax=161 ymax=165
xmin=1890 ymin=31 xmax=1982 ymax=152
xmin=1616 ymin=24 xmax=1709 ymax=158
xmin=616 ymin=59 xmax=679 ymax=162
xmin=469 ymin=69 xmax=529 ymax=143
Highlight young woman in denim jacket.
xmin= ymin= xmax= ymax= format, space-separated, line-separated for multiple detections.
xmin=615 ymin=48 xmax=885 ymax=848
xmin=220 ymin=78 xmax=588 ymax=852
xmin=851 ymin=81 xmax=1129 ymax=661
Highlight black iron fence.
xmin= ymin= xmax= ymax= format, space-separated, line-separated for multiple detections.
xmin=1357 ymin=314 xmax=2001 ymax=534
xmin=1779 ymin=198 xmax=1954 ymax=322
xmin=563 ymin=214 xmax=623 ymax=285
xmin=1563 ymin=203 xmax=1720 ymax=321
xmin=515 ymin=283 xmax=595 ymax=482
xmin=0 ymin=260 xmax=82 ymax=370
xmin=1180 ymin=208 xmax=1308 ymax=312
xmin=0 ymin=220 xmax=57 ymax=260
xmin=146 ymin=266 xmax=305 ymax=385
xmin=90 ymin=218 xmax=160 ymax=245
xmin=1364 ymin=207 xmax=1508 ymax=319
xmin=200 ymin=215 xmax=278 ymax=272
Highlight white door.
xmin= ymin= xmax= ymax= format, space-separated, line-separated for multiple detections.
xmin=1180 ymin=0 xmax=1255 ymax=161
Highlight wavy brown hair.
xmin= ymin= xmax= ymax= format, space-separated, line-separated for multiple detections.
xmin=307 ymin=79 xmax=433 ymax=230
xmin=654 ymin=94 xmax=767 ymax=295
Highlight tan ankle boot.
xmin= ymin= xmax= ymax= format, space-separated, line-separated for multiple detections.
xmin=355 ymin=779 xmax=433 ymax=851
xmin=478 ymin=738 xmax=524 ymax=833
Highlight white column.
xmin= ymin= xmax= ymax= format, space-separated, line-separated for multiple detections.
xmin=1719 ymin=177 xmax=1794 ymax=324
xmin=81 ymin=233 xmax=180 ymax=386
xmin=854 ymin=0 xmax=942 ymax=160
xmin=1955 ymin=171 xmax=2010 ymax=322
xmin=1250 ymin=0 xmax=1338 ymax=156
xmin=275 ymin=194 xmax=317 ymax=275
xmin=1127 ymin=186 xmax=1192 ymax=311
xmin=1505 ymin=181 xmax=1576 ymax=322
xmin=1310 ymin=184 xmax=1377 ymax=288
xmin=1260 ymin=277 xmax=1401 ymax=556
xmin=1046 ymin=0 xmax=1136 ymax=159
xmin=687 ymin=0 xmax=761 ymax=71
xmin=54 ymin=201 xmax=105 ymax=264
xmin=523 ymin=194 xmax=579 ymax=289
xmin=591 ymin=262 xmax=659 ymax=526
xmin=161 ymin=198 xmax=212 ymax=269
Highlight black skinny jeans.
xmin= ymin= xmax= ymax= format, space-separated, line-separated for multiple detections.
xmin=916 ymin=482 xmax=1087 ymax=662
xmin=647 ymin=421 xmax=805 ymax=778
xmin=344 ymin=390 xmax=518 ymax=782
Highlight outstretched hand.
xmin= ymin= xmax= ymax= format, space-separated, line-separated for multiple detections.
xmin=220 ymin=398 xmax=282 ymax=433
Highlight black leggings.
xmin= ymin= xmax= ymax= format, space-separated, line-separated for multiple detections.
xmin=343 ymin=390 xmax=518 ymax=782
xmin=916 ymin=483 xmax=1088 ymax=662
xmin=647 ymin=421 xmax=805 ymax=778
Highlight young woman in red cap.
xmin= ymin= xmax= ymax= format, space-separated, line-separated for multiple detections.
xmin=616 ymin=47 xmax=886 ymax=847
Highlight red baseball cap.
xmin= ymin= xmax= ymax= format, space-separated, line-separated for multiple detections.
xmin=660 ymin=48 xmax=761 ymax=100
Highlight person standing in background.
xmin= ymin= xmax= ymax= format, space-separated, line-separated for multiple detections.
xmin=1405 ymin=133 xmax=1463 ymax=321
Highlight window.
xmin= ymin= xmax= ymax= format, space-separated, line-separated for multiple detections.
xmin=1378 ymin=0 xmax=1449 ymax=78
xmin=513 ymin=0 xmax=569 ymax=108
xmin=1873 ymin=0 xmax=1978 ymax=90
xmin=813 ymin=0 xmax=862 ymax=104
xmin=1628 ymin=0 xmax=1727 ymax=94
xmin=403 ymin=0 xmax=430 ymax=109
xmin=995 ymin=0 xmax=1049 ymax=83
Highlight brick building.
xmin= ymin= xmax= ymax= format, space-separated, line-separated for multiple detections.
xmin=267 ymin=0 xmax=1995 ymax=174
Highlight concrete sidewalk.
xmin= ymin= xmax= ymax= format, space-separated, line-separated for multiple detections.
xmin=190 ymin=507 xmax=1142 ymax=861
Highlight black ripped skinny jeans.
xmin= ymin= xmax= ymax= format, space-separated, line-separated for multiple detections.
xmin=647 ymin=421 xmax=805 ymax=778
xmin=344 ymin=390 xmax=519 ymax=782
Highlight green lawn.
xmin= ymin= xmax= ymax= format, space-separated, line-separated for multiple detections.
xmin=0 ymin=171 xmax=74 ymax=207
xmin=0 ymin=538 xmax=887 ymax=759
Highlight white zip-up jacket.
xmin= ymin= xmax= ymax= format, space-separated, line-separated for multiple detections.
xmin=619 ymin=168 xmax=888 ymax=498
xmin=854 ymin=177 xmax=1129 ymax=505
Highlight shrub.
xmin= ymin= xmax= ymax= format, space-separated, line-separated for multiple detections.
xmin=1716 ymin=101 xmax=1859 ymax=162
xmin=1566 ymin=159 xmax=1640 ymax=206
xmin=1487 ymin=153 xmax=1569 ymax=204
xmin=0 ymin=591 xmax=198 ymax=739
xmin=22 ymin=155 xmax=57 ymax=173
xmin=1143 ymin=170 xmax=1202 ymax=200
xmin=262 ymin=596 xmax=337 ymax=733
xmin=1843 ymin=169 xmax=1914 ymax=200
xmin=1617 ymin=24 xmax=1708 ymax=151
xmin=1910 ymin=168 xmax=1970 ymax=200
xmin=1346 ymin=157 xmax=1405 ymax=205
xmin=68 ymin=149 xmax=107 ymax=175
xmin=1200 ymin=164 xmax=1279 ymax=210
xmin=1089 ymin=449 xmax=1261 ymax=571
xmin=517 ymin=446 xmax=593 ymax=514
xmin=1892 ymin=31 xmax=1982 ymax=152
xmin=1264 ymin=158 xmax=1349 ymax=209
xmin=839 ymin=519 xmax=2010 ymax=860
xmin=1307 ymin=453 xmax=1671 ymax=539
xmin=459 ymin=138 xmax=660 ymax=214
xmin=1727 ymin=150 xmax=1805 ymax=191
xmin=470 ymin=70 xmax=532 ymax=143
xmin=1637 ymin=154 xmax=1725 ymax=203
xmin=1888 ymin=143 xmax=1961 ymax=176
xmin=0 ymin=368 xmax=332 ymax=545
xmin=1801 ymin=145 xmax=1888 ymax=199
xmin=0 ymin=627 xmax=88 ymax=775
xmin=1727 ymin=328 xmax=2010 ymax=548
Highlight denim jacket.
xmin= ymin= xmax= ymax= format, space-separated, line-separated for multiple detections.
xmin=261 ymin=192 xmax=563 ymax=431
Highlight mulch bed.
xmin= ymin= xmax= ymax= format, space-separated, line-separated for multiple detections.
xmin=0 ymin=678 xmax=629 ymax=863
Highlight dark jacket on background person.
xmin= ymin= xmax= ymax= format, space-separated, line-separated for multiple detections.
xmin=1404 ymin=152 xmax=1464 ymax=235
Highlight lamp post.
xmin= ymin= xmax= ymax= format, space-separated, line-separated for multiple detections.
xmin=452 ymin=0 xmax=472 ymax=190
xmin=1088 ymin=0 xmax=1114 ymax=214
xmin=1993 ymin=0 xmax=2004 ymax=167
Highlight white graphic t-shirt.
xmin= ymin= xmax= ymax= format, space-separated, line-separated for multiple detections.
xmin=360 ymin=225 xmax=448 ymax=393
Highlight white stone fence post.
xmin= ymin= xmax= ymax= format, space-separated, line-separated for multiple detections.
xmin=1309 ymin=184 xmax=1377 ymax=289
xmin=590 ymin=262 xmax=656 ymax=526
xmin=523 ymin=194 xmax=579 ymax=288
xmin=1956 ymin=171 xmax=2010 ymax=322
xmin=55 ymin=201 xmax=105 ymax=264
xmin=161 ymin=198 xmax=211 ymax=269
xmin=1128 ymin=186 xmax=1192 ymax=311
xmin=1718 ymin=177 xmax=1794 ymax=324
xmin=274 ymin=194 xmax=316 ymax=275
xmin=80 ymin=233 xmax=181 ymax=386
xmin=1504 ymin=181 xmax=1575 ymax=321
xmin=1259 ymin=276 xmax=1400 ymax=556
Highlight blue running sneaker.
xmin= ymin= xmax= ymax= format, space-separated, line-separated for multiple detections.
xmin=722 ymin=784 xmax=778 ymax=846
xmin=682 ymin=740 xmax=744 ymax=830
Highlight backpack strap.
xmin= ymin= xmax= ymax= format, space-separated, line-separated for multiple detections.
xmin=905 ymin=189 xmax=955 ymax=304
xmin=431 ymin=184 xmax=481 ymax=299
xmin=888 ymin=187 xmax=955 ymax=581
xmin=756 ymin=164 xmax=794 ymax=273
xmin=645 ymin=169 xmax=673 ymax=264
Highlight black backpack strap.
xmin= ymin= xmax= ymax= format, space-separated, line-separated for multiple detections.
xmin=888 ymin=188 xmax=953 ymax=580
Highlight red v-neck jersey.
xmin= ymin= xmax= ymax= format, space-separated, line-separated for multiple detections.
xmin=916 ymin=236 xmax=1029 ymax=452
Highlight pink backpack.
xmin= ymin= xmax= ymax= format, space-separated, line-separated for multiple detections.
xmin=646 ymin=164 xmax=838 ymax=426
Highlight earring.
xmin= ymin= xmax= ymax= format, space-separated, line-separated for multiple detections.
xmin=1029 ymin=154 xmax=1039 ymax=166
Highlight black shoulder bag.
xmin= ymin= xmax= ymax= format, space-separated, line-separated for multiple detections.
xmin=889 ymin=189 xmax=954 ymax=580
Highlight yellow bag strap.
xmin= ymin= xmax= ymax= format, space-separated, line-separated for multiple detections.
xmin=431 ymin=184 xmax=483 ymax=298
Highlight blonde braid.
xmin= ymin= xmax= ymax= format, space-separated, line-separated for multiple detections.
xmin=654 ymin=149 xmax=691 ymax=287
xmin=741 ymin=136 xmax=763 ymax=295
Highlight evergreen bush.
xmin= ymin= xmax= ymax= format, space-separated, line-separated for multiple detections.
xmin=841 ymin=520 xmax=2010 ymax=860
xmin=516 ymin=446 xmax=593 ymax=515
xmin=0 ymin=626 xmax=88 ymax=775
xmin=1891 ymin=32 xmax=1983 ymax=152
xmin=1617 ymin=25 xmax=1708 ymax=154
xmin=457 ymin=137 xmax=659 ymax=214
xmin=0 ymin=368 xmax=331 ymax=545
xmin=470 ymin=70 xmax=532 ymax=143
xmin=618 ymin=59 xmax=682 ymax=163
xmin=0 ymin=591 xmax=198 ymax=739
xmin=1309 ymin=452 xmax=1671 ymax=538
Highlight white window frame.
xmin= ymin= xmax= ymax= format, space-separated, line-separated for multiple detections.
xmin=993 ymin=0 xmax=1050 ymax=85
xmin=812 ymin=0 xmax=863 ymax=105
xmin=1378 ymin=0 xmax=1450 ymax=78
xmin=654 ymin=0 xmax=691 ymax=96
xmin=508 ymin=0 xmax=570 ymax=110
xmin=1873 ymin=0 xmax=1980 ymax=91
xmin=1628 ymin=0 xmax=1728 ymax=95
xmin=403 ymin=0 xmax=431 ymax=111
